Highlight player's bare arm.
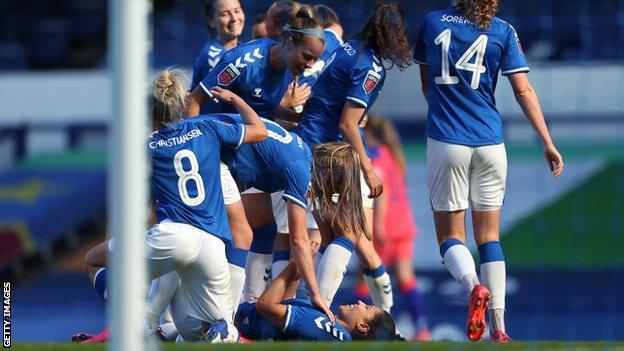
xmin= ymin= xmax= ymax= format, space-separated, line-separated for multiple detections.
xmin=339 ymin=101 xmax=383 ymax=199
xmin=287 ymin=204 xmax=335 ymax=323
xmin=508 ymin=72 xmax=564 ymax=178
xmin=210 ymin=86 xmax=268 ymax=144
xmin=255 ymin=257 xmax=300 ymax=328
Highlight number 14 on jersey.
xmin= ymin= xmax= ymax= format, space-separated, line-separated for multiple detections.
xmin=434 ymin=29 xmax=488 ymax=89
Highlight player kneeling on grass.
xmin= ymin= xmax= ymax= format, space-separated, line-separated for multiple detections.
xmin=235 ymin=241 xmax=399 ymax=341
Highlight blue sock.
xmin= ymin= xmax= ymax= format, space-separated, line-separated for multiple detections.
xmin=226 ymin=245 xmax=249 ymax=269
xmin=271 ymin=250 xmax=290 ymax=280
xmin=250 ymin=222 xmax=277 ymax=254
xmin=478 ymin=241 xmax=506 ymax=315
xmin=400 ymin=280 xmax=428 ymax=331
xmin=93 ymin=267 xmax=107 ymax=301
xmin=362 ymin=264 xmax=387 ymax=279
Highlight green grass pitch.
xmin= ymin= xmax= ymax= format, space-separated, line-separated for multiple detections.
xmin=9 ymin=342 xmax=624 ymax=351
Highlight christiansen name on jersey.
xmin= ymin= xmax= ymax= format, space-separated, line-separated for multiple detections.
xmin=150 ymin=117 xmax=245 ymax=244
xmin=199 ymin=38 xmax=293 ymax=119
xmin=414 ymin=6 xmax=529 ymax=146
xmin=294 ymin=39 xmax=386 ymax=148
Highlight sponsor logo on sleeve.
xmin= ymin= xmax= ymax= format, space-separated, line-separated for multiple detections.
xmin=217 ymin=63 xmax=241 ymax=86
xmin=515 ymin=31 xmax=524 ymax=53
xmin=363 ymin=70 xmax=381 ymax=94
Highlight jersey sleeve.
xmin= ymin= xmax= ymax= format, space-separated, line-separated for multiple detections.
xmin=500 ymin=24 xmax=529 ymax=75
xmin=413 ymin=20 xmax=428 ymax=65
xmin=191 ymin=48 xmax=209 ymax=91
xmin=199 ymin=50 xmax=243 ymax=94
xmin=202 ymin=119 xmax=246 ymax=149
xmin=346 ymin=57 xmax=384 ymax=108
xmin=282 ymin=302 xmax=349 ymax=341
xmin=282 ymin=159 xmax=311 ymax=209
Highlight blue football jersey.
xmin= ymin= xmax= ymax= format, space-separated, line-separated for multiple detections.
xmin=208 ymin=114 xmax=312 ymax=209
xmin=198 ymin=38 xmax=294 ymax=119
xmin=294 ymin=39 xmax=386 ymax=148
xmin=191 ymin=39 xmax=227 ymax=91
xmin=235 ymin=299 xmax=351 ymax=341
xmin=299 ymin=28 xmax=344 ymax=87
xmin=413 ymin=7 xmax=529 ymax=146
xmin=149 ymin=116 xmax=246 ymax=243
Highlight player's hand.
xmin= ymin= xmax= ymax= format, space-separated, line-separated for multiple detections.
xmin=209 ymin=86 xmax=238 ymax=104
xmin=310 ymin=240 xmax=321 ymax=258
xmin=310 ymin=293 xmax=335 ymax=325
xmin=292 ymin=83 xmax=311 ymax=107
xmin=363 ymin=169 xmax=383 ymax=198
xmin=287 ymin=255 xmax=301 ymax=279
xmin=283 ymin=82 xmax=311 ymax=109
xmin=359 ymin=114 xmax=369 ymax=128
xmin=544 ymin=143 xmax=564 ymax=178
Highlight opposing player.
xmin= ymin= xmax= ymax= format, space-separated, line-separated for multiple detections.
xmin=362 ymin=115 xmax=430 ymax=340
xmin=414 ymin=0 xmax=564 ymax=342
xmin=293 ymin=0 xmax=412 ymax=312
xmin=191 ymin=0 xmax=245 ymax=92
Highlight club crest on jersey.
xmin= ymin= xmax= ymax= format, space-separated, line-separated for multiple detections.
xmin=252 ymin=88 xmax=262 ymax=98
xmin=515 ymin=31 xmax=524 ymax=53
xmin=363 ymin=70 xmax=381 ymax=94
xmin=218 ymin=63 xmax=240 ymax=86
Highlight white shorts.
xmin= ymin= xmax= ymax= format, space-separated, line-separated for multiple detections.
xmin=240 ymin=187 xmax=264 ymax=195
xmin=359 ymin=171 xmax=374 ymax=209
xmin=426 ymin=138 xmax=507 ymax=211
xmin=220 ymin=162 xmax=240 ymax=206
xmin=145 ymin=220 xmax=234 ymax=327
xmin=271 ymin=191 xmax=318 ymax=234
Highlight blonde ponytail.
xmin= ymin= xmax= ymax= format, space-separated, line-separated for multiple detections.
xmin=150 ymin=68 xmax=189 ymax=127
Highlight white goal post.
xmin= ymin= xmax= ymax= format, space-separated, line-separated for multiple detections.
xmin=108 ymin=0 xmax=151 ymax=350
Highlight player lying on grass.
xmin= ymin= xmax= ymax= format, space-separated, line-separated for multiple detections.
xmin=234 ymin=241 xmax=399 ymax=341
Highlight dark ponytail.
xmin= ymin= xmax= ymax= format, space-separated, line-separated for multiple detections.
xmin=313 ymin=4 xmax=340 ymax=28
xmin=357 ymin=0 xmax=412 ymax=71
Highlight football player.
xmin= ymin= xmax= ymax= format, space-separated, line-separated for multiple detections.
xmin=414 ymin=0 xmax=564 ymax=342
xmin=292 ymin=0 xmax=413 ymax=313
xmin=236 ymin=242 xmax=398 ymax=341
xmin=191 ymin=0 xmax=245 ymax=93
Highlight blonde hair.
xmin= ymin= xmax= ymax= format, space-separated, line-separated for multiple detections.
xmin=365 ymin=114 xmax=407 ymax=174
xmin=457 ymin=0 xmax=499 ymax=30
xmin=310 ymin=142 xmax=371 ymax=240
xmin=150 ymin=68 xmax=189 ymax=127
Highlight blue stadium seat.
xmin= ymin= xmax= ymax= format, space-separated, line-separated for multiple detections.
xmin=0 ymin=42 xmax=27 ymax=69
